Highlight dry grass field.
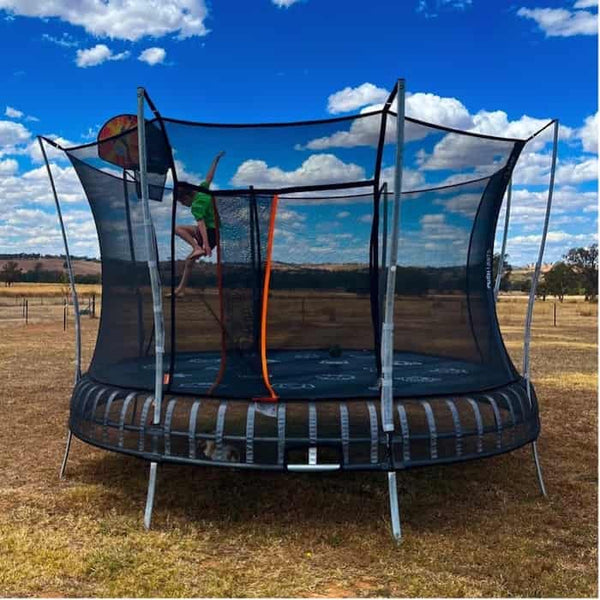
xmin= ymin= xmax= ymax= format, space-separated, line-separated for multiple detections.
xmin=0 ymin=292 xmax=596 ymax=597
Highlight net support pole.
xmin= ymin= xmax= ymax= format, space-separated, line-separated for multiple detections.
xmin=523 ymin=120 xmax=558 ymax=499
xmin=38 ymin=136 xmax=82 ymax=479
xmin=387 ymin=471 xmax=402 ymax=541
xmin=532 ymin=441 xmax=548 ymax=497
xmin=494 ymin=178 xmax=512 ymax=302
xmin=137 ymin=87 xmax=165 ymax=529
xmin=523 ymin=120 xmax=559 ymax=397
xmin=380 ymin=79 xmax=405 ymax=433
xmin=381 ymin=79 xmax=405 ymax=542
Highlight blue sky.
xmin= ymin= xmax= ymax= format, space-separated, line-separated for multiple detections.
xmin=0 ymin=0 xmax=597 ymax=265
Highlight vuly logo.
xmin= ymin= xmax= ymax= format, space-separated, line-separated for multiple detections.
xmin=486 ymin=249 xmax=493 ymax=289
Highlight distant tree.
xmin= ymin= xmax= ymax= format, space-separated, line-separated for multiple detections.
xmin=544 ymin=262 xmax=577 ymax=302
xmin=534 ymin=280 xmax=546 ymax=301
xmin=32 ymin=261 xmax=43 ymax=283
xmin=492 ymin=253 xmax=512 ymax=291
xmin=564 ymin=244 xmax=598 ymax=302
xmin=0 ymin=261 xmax=23 ymax=287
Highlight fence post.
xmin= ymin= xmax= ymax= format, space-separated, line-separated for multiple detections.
xmin=553 ymin=301 xmax=557 ymax=327
xmin=63 ymin=299 xmax=67 ymax=331
xmin=92 ymin=293 xmax=96 ymax=319
xmin=25 ymin=299 xmax=28 ymax=325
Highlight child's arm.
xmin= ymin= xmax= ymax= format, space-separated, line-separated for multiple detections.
xmin=196 ymin=219 xmax=212 ymax=257
xmin=204 ymin=151 xmax=225 ymax=185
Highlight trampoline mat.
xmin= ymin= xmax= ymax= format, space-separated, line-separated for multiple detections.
xmin=91 ymin=349 xmax=517 ymax=400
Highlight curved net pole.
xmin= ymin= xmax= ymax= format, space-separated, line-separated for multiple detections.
xmin=522 ymin=119 xmax=558 ymax=499
xmin=494 ymin=178 xmax=512 ymax=302
xmin=523 ymin=120 xmax=559 ymax=392
xmin=38 ymin=136 xmax=82 ymax=479
xmin=381 ymin=79 xmax=406 ymax=542
xmin=137 ymin=87 xmax=166 ymax=529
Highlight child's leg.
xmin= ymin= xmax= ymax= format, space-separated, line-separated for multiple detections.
xmin=175 ymin=225 xmax=202 ymax=257
xmin=174 ymin=254 xmax=202 ymax=296
xmin=173 ymin=225 xmax=205 ymax=296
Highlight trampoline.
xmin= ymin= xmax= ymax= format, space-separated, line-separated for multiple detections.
xmin=40 ymin=80 xmax=559 ymax=539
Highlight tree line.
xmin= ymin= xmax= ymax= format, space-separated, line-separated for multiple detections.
xmin=497 ymin=245 xmax=598 ymax=302
xmin=0 ymin=261 xmax=101 ymax=286
xmin=1 ymin=245 xmax=597 ymax=302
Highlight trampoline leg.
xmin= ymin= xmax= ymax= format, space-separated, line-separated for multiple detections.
xmin=531 ymin=441 xmax=548 ymax=498
xmin=387 ymin=471 xmax=402 ymax=542
xmin=143 ymin=461 xmax=158 ymax=529
xmin=59 ymin=429 xmax=73 ymax=479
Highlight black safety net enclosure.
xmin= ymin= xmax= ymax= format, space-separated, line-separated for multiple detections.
xmin=41 ymin=82 xmax=558 ymax=538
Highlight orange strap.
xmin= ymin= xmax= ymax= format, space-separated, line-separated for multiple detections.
xmin=260 ymin=195 xmax=279 ymax=400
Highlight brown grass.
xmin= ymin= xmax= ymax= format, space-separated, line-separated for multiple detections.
xmin=0 ymin=282 xmax=101 ymax=299
xmin=0 ymin=293 xmax=596 ymax=597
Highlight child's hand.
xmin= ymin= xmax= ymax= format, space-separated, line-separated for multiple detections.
xmin=217 ymin=151 xmax=226 ymax=159
xmin=203 ymin=245 xmax=212 ymax=258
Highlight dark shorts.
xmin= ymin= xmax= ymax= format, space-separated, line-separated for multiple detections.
xmin=193 ymin=227 xmax=217 ymax=249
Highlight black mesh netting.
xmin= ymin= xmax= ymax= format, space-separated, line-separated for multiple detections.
xmin=64 ymin=106 xmax=526 ymax=401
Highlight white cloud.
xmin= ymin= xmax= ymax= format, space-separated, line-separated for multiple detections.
xmin=0 ymin=0 xmax=209 ymax=41
xmin=0 ymin=120 xmax=31 ymax=154
xmin=27 ymin=136 xmax=75 ymax=163
xmin=574 ymin=0 xmax=598 ymax=7
xmin=327 ymin=83 xmax=389 ymax=114
xmin=577 ymin=112 xmax=598 ymax=154
xmin=5 ymin=105 xmax=39 ymax=122
xmin=517 ymin=6 xmax=598 ymax=37
xmin=231 ymin=154 xmax=365 ymax=188
xmin=42 ymin=32 xmax=79 ymax=48
xmin=272 ymin=0 xmax=302 ymax=6
xmin=5 ymin=106 xmax=23 ymax=119
xmin=76 ymin=44 xmax=129 ymax=68
xmin=138 ymin=47 xmax=166 ymax=66
xmin=380 ymin=165 xmax=425 ymax=191
xmin=513 ymin=150 xmax=598 ymax=186
xmin=0 ymin=158 xmax=18 ymax=175
xmin=406 ymin=92 xmax=473 ymax=129
xmin=417 ymin=0 xmax=473 ymax=18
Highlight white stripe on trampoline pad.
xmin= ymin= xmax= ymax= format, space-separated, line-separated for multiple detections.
xmin=308 ymin=403 xmax=317 ymax=465
xmin=397 ymin=404 xmax=410 ymax=463
xmin=466 ymin=398 xmax=484 ymax=453
xmin=421 ymin=401 xmax=437 ymax=459
xmin=118 ymin=392 xmax=137 ymax=448
xmin=188 ymin=400 xmax=201 ymax=459
xmin=339 ymin=403 xmax=350 ymax=466
xmin=508 ymin=386 xmax=526 ymax=420
xmin=74 ymin=380 xmax=93 ymax=412
xmin=80 ymin=384 xmax=101 ymax=420
xmin=73 ymin=381 xmax=94 ymax=420
xmin=308 ymin=403 xmax=317 ymax=444
xmin=367 ymin=402 xmax=379 ymax=464
xmin=246 ymin=403 xmax=257 ymax=464
xmin=215 ymin=401 xmax=228 ymax=462
xmin=498 ymin=391 xmax=516 ymax=427
xmin=89 ymin=387 xmax=110 ymax=423
xmin=164 ymin=398 xmax=178 ymax=456
xmin=102 ymin=390 xmax=121 ymax=442
xmin=138 ymin=396 xmax=155 ymax=452
xmin=444 ymin=399 xmax=462 ymax=457
xmin=484 ymin=394 xmax=503 ymax=449
xmin=277 ymin=404 xmax=286 ymax=465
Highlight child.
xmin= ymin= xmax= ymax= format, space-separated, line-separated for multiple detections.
xmin=172 ymin=150 xmax=225 ymax=297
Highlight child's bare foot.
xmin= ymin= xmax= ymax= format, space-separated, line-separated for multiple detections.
xmin=187 ymin=246 xmax=204 ymax=261
xmin=166 ymin=289 xmax=185 ymax=298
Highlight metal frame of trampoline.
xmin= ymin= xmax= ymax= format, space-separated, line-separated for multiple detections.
xmin=40 ymin=79 xmax=559 ymax=540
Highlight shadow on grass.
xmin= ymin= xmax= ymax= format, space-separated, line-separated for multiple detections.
xmin=65 ymin=442 xmax=542 ymax=536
